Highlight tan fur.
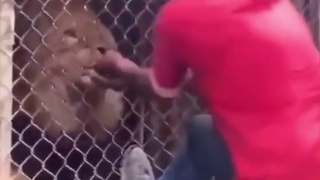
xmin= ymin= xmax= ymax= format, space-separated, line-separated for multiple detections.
xmin=16 ymin=0 xmax=116 ymax=59
xmin=14 ymin=0 xmax=123 ymax=141
xmin=10 ymin=172 xmax=29 ymax=180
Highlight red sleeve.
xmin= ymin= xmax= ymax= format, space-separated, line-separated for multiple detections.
xmin=150 ymin=5 xmax=187 ymax=98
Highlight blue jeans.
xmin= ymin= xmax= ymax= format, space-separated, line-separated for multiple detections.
xmin=160 ymin=114 xmax=234 ymax=180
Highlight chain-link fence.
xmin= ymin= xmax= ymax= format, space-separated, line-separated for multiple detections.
xmin=0 ymin=0 xmax=319 ymax=179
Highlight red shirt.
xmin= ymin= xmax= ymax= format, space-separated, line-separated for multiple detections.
xmin=150 ymin=0 xmax=320 ymax=179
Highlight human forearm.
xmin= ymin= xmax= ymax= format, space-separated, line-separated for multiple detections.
xmin=88 ymin=50 xmax=194 ymax=99
xmin=118 ymin=67 xmax=161 ymax=99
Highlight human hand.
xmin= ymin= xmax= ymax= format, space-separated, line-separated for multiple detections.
xmin=81 ymin=68 xmax=127 ymax=91
xmin=80 ymin=50 xmax=135 ymax=90
xmin=94 ymin=50 xmax=139 ymax=77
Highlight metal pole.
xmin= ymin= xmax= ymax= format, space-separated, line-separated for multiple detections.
xmin=0 ymin=0 xmax=14 ymax=179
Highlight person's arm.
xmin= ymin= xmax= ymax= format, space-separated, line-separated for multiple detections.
xmin=83 ymin=48 xmax=157 ymax=97
xmin=89 ymin=57 xmax=192 ymax=99
xmin=90 ymin=5 xmax=189 ymax=99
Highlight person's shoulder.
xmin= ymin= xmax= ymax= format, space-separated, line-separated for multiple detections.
xmin=154 ymin=1 xmax=192 ymax=34
xmin=156 ymin=1 xmax=186 ymax=23
xmin=158 ymin=0 xmax=247 ymax=21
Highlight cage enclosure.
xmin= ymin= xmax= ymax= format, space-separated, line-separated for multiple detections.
xmin=0 ymin=0 xmax=318 ymax=179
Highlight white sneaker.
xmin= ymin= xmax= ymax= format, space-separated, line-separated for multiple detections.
xmin=120 ymin=145 xmax=155 ymax=180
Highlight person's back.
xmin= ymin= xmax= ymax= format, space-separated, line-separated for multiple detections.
xmin=172 ymin=0 xmax=320 ymax=179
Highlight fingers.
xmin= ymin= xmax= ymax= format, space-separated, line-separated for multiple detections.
xmin=94 ymin=49 xmax=120 ymax=67
xmin=105 ymin=49 xmax=123 ymax=61
xmin=93 ymin=50 xmax=123 ymax=76
xmin=81 ymin=68 xmax=127 ymax=91
xmin=94 ymin=50 xmax=139 ymax=76
xmin=80 ymin=50 xmax=137 ymax=91
xmin=93 ymin=77 xmax=127 ymax=91
xmin=81 ymin=69 xmax=107 ymax=86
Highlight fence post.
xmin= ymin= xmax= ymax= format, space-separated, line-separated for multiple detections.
xmin=0 ymin=0 xmax=14 ymax=179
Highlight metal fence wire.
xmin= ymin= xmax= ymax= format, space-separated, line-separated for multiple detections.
xmin=0 ymin=0 xmax=319 ymax=179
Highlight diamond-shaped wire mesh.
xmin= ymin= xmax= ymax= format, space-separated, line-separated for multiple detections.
xmin=0 ymin=0 xmax=319 ymax=179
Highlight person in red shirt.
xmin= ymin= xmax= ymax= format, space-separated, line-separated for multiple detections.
xmin=85 ymin=0 xmax=320 ymax=179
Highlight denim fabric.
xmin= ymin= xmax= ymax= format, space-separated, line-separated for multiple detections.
xmin=121 ymin=114 xmax=234 ymax=180
xmin=160 ymin=114 xmax=234 ymax=180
